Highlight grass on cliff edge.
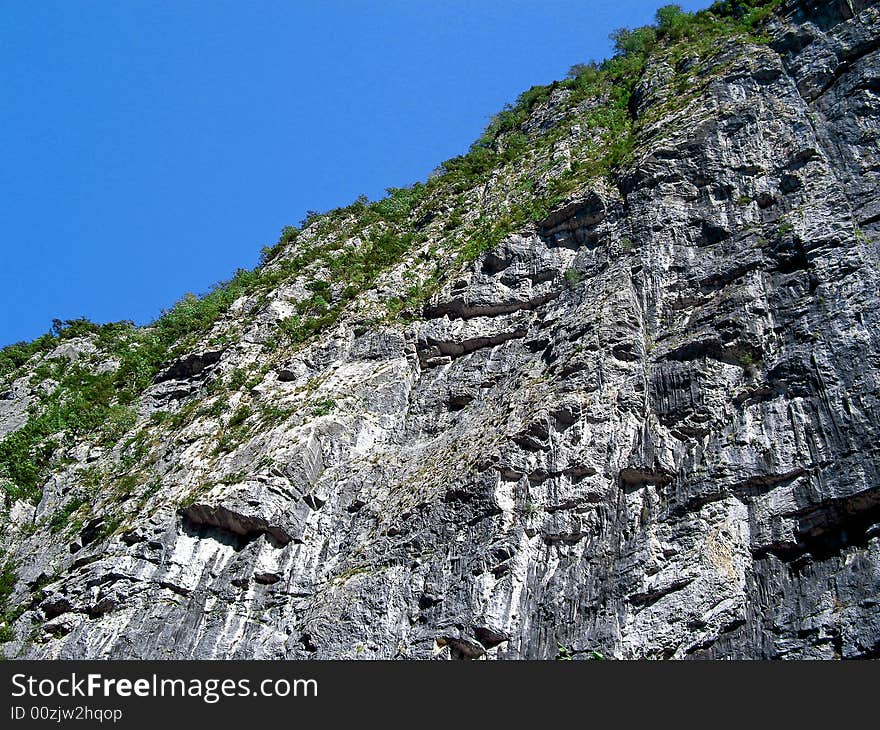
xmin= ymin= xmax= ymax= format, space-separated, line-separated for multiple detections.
xmin=0 ymin=0 xmax=783 ymax=507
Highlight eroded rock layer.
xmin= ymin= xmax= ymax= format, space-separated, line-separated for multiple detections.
xmin=1 ymin=0 xmax=879 ymax=659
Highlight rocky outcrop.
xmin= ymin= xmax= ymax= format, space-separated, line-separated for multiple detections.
xmin=0 ymin=0 xmax=878 ymax=659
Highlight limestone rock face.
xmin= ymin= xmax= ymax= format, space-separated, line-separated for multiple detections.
xmin=1 ymin=0 xmax=879 ymax=659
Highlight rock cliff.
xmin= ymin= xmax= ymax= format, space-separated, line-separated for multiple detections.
xmin=1 ymin=0 xmax=879 ymax=659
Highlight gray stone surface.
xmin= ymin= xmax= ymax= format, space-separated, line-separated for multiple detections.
xmin=0 ymin=0 xmax=879 ymax=659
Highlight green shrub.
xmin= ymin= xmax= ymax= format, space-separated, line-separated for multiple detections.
xmin=102 ymin=405 xmax=137 ymax=443
xmin=227 ymin=368 xmax=249 ymax=390
xmin=259 ymin=404 xmax=295 ymax=425
xmin=300 ymin=210 xmax=323 ymax=228
xmin=114 ymin=473 xmax=140 ymax=496
xmin=305 ymin=279 xmax=330 ymax=295
xmin=48 ymin=496 xmax=88 ymax=534
xmin=312 ymin=399 xmax=335 ymax=417
xmin=227 ymin=405 xmax=253 ymax=429
xmin=610 ymin=25 xmax=657 ymax=57
xmin=219 ymin=470 xmax=247 ymax=485
xmin=149 ymin=410 xmax=170 ymax=425
xmin=567 ymin=62 xmax=601 ymax=83
xmin=0 ymin=558 xmax=16 ymax=613
xmin=555 ymin=642 xmax=573 ymax=660
xmin=656 ymin=5 xmax=691 ymax=39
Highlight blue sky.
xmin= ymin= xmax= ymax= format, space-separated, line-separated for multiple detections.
xmin=0 ymin=0 xmax=708 ymax=347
